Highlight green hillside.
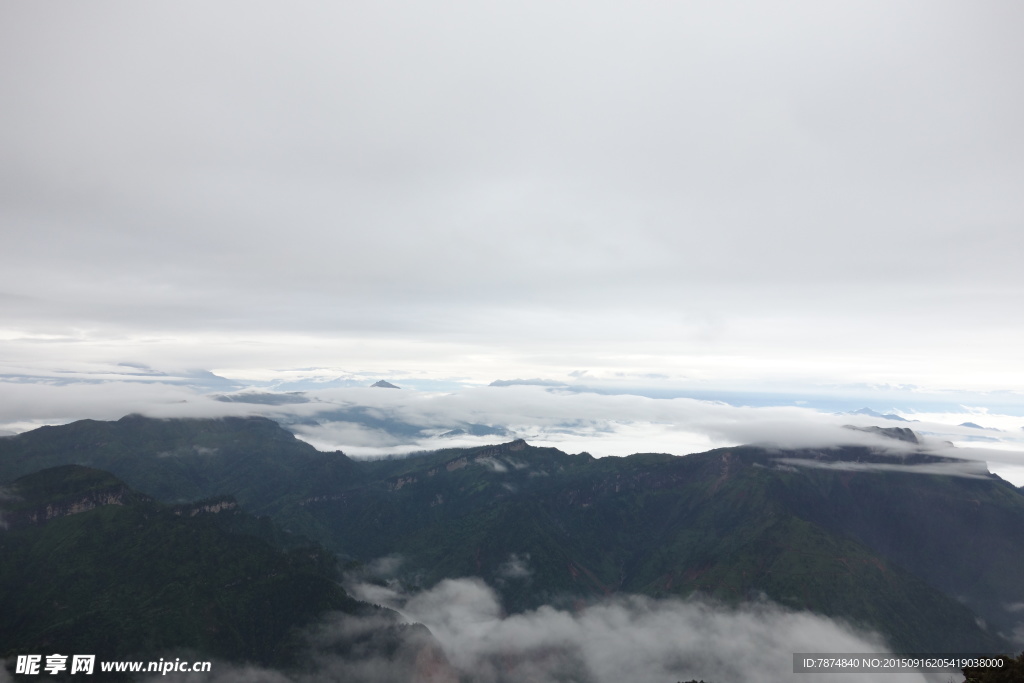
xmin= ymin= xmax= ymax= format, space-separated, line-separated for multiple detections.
xmin=302 ymin=440 xmax=1014 ymax=652
xmin=0 ymin=465 xmax=370 ymax=672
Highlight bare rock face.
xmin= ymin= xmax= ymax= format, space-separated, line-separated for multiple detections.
xmin=0 ymin=464 xmax=144 ymax=528
xmin=20 ymin=488 xmax=129 ymax=524
xmin=171 ymin=496 xmax=238 ymax=517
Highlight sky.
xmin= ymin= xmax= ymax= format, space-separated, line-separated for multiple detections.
xmin=2 ymin=2 xmax=1024 ymax=478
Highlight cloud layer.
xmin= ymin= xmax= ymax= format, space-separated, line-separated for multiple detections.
xmin=3 ymin=375 xmax=1024 ymax=472
xmin=144 ymin=577 xmax=939 ymax=683
xmin=353 ymin=578 xmax=931 ymax=683
xmin=2 ymin=1 xmax=1023 ymax=396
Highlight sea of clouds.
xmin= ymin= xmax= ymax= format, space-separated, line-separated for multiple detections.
xmin=129 ymin=575 xmax=954 ymax=683
xmin=2 ymin=370 xmax=1023 ymax=484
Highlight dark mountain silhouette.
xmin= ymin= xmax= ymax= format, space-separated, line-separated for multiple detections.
xmin=849 ymin=407 xmax=911 ymax=422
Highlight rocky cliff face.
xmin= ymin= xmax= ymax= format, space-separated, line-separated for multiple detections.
xmin=14 ymin=486 xmax=130 ymax=525
xmin=171 ymin=496 xmax=238 ymax=517
xmin=0 ymin=464 xmax=146 ymax=529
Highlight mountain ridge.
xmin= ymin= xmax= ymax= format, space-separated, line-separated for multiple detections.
xmin=2 ymin=416 xmax=1022 ymax=655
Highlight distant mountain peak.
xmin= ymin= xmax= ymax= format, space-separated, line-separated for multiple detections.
xmin=371 ymin=380 xmax=400 ymax=389
xmin=850 ymin=408 xmax=909 ymax=422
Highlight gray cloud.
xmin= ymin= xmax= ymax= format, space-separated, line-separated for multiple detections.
xmin=0 ymin=379 xmax=254 ymax=433
xmin=477 ymin=457 xmax=508 ymax=473
xmin=774 ymin=458 xmax=993 ymax=480
xmin=352 ymin=577 xmax=931 ymax=683
xmin=496 ymin=553 xmax=532 ymax=581
xmin=1 ymin=1 xmax=1022 ymax=399
xmin=139 ymin=578 xmax=958 ymax=683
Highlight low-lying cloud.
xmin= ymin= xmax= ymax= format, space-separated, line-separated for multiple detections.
xmin=775 ymin=458 xmax=993 ymax=479
xmin=353 ymin=578 xmax=931 ymax=683
xmin=143 ymin=577 xmax=942 ymax=683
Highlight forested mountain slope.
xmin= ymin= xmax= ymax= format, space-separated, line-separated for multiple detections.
xmin=3 ymin=416 xmax=1022 ymax=654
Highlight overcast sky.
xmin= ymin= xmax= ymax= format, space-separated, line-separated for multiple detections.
xmin=3 ymin=2 xmax=1024 ymax=440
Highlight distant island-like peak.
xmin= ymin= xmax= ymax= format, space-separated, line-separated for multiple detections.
xmin=371 ymin=380 xmax=400 ymax=389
